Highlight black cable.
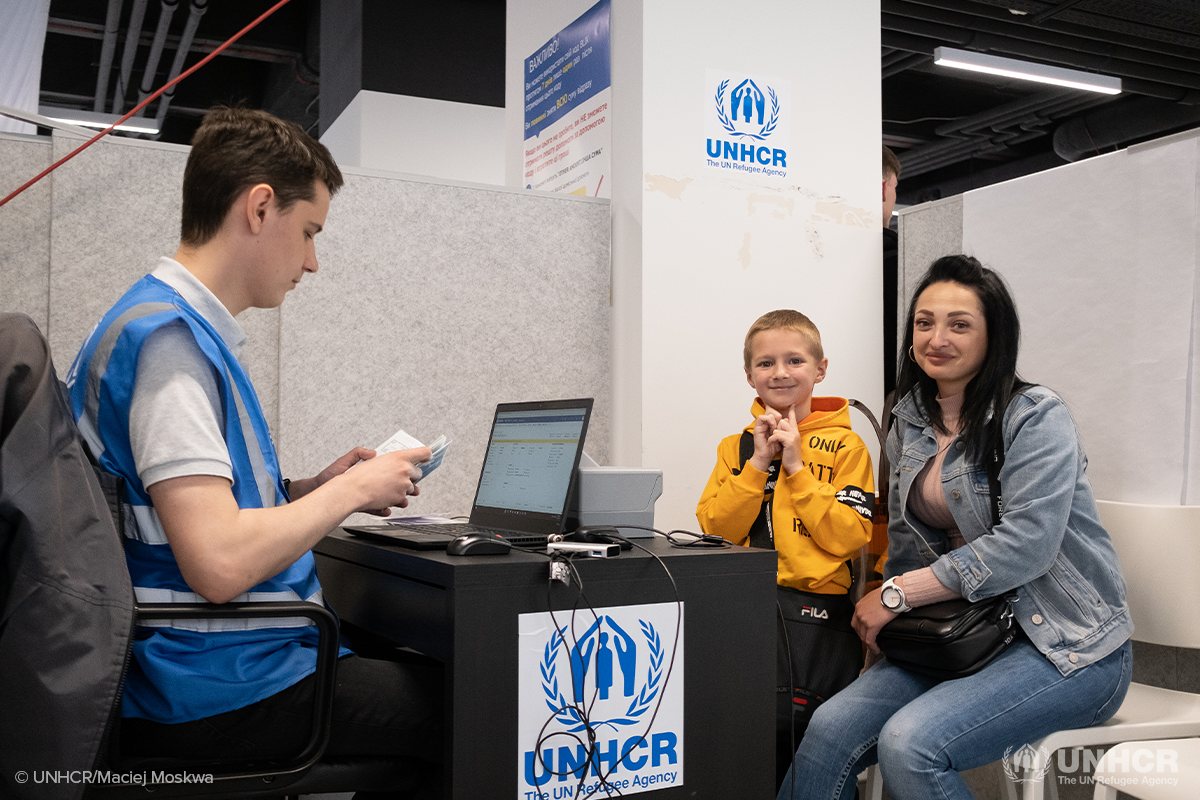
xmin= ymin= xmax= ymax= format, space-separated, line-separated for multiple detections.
xmin=528 ymin=530 xmax=685 ymax=798
xmin=607 ymin=524 xmax=731 ymax=549
xmin=539 ymin=555 xmax=611 ymax=797
xmin=778 ymin=596 xmax=797 ymax=800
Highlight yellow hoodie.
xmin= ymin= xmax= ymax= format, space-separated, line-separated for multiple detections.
xmin=696 ymin=397 xmax=874 ymax=594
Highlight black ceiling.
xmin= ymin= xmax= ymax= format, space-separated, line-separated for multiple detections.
xmin=36 ymin=0 xmax=1200 ymax=204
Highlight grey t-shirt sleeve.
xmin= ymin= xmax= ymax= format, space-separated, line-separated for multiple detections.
xmin=129 ymin=320 xmax=234 ymax=489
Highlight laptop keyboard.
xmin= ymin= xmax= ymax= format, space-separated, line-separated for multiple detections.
xmin=384 ymin=523 xmax=547 ymax=546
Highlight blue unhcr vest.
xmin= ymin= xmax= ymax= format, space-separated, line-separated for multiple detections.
xmin=67 ymin=274 xmax=336 ymax=723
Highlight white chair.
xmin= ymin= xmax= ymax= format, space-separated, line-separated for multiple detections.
xmin=1092 ymin=738 xmax=1200 ymax=799
xmin=1009 ymin=500 xmax=1200 ymax=800
xmin=864 ymin=500 xmax=1200 ymax=800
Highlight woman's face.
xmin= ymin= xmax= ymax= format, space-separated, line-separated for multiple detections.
xmin=912 ymin=281 xmax=988 ymax=398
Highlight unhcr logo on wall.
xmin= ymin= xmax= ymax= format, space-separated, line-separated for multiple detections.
xmin=704 ymin=68 xmax=791 ymax=179
xmin=517 ymin=602 xmax=684 ymax=799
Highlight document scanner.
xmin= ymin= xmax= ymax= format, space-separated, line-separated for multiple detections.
xmin=567 ymin=452 xmax=663 ymax=539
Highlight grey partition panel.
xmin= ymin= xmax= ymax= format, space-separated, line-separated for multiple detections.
xmin=278 ymin=174 xmax=612 ymax=518
xmin=46 ymin=134 xmax=189 ymax=364
xmin=0 ymin=134 xmax=53 ymax=332
xmin=897 ymin=195 xmax=964 ymax=346
xmin=41 ymin=134 xmax=283 ymax=425
xmin=4 ymin=131 xmax=611 ymax=519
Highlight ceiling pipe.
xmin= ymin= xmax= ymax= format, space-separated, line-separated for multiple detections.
xmin=110 ymin=0 xmax=148 ymax=113
xmin=897 ymin=0 xmax=1200 ymax=62
xmin=881 ymin=12 xmax=1200 ymax=92
xmin=151 ymin=0 xmax=207 ymax=138
xmin=93 ymin=0 xmax=123 ymax=112
xmin=1030 ymin=0 xmax=1088 ymax=25
xmin=881 ymin=29 xmax=1200 ymax=104
xmin=136 ymin=0 xmax=181 ymax=109
xmin=47 ymin=17 xmax=310 ymax=68
xmin=1053 ymin=96 xmax=1200 ymax=162
xmin=882 ymin=53 xmax=930 ymax=79
xmin=882 ymin=49 xmax=915 ymax=69
xmin=933 ymin=89 xmax=1085 ymax=137
xmin=899 ymin=91 xmax=1104 ymax=176
xmin=883 ymin=1 xmax=1200 ymax=78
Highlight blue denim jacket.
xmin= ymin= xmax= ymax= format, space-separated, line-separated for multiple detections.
xmin=885 ymin=385 xmax=1133 ymax=676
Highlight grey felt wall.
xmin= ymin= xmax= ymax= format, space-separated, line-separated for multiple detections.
xmin=1 ymin=133 xmax=52 ymax=332
xmin=0 ymin=131 xmax=611 ymax=519
xmin=896 ymin=194 xmax=963 ymax=346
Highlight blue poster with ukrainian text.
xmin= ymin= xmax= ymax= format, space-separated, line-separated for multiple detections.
xmin=522 ymin=0 xmax=611 ymax=198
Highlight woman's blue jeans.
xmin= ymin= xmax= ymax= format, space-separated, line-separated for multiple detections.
xmin=776 ymin=637 xmax=1132 ymax=800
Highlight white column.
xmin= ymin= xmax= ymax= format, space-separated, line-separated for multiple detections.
xmin=0 ymin=0 xmax=52 ymax=135
xmin=611 ymin=0 xmax=883 ymax=530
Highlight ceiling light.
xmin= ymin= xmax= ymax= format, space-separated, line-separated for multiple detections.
xmin=38 ymin=106 xmax=160 ymax=134
xmin=933 ymin=47 xmax=1122 ymax=95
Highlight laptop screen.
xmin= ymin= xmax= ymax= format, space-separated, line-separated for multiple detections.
xmin=469 ymin=399 xmax=593 ymax=535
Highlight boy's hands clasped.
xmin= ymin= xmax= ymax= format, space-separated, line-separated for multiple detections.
xmin=747 ymin=405 xmax=805 ymax=477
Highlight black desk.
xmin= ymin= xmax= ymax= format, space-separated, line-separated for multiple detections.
xmin=313 ymin=531 xmax=777 ymax=799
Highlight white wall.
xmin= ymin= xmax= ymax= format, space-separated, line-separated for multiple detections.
xmin=612 ymin=0 xmax=883 ymax=530
xmin=959 ymin=131 xmax=1200 ymax=505
xmin=505 ymin=0 xmax=601 ymax=188
xmin=0 ymin=0 xmax=50 ymax=135
xmin=321 ymin=90 xmax=506 ymax=185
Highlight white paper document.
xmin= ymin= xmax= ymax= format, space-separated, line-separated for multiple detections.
xmin=374 ymin=430 xmax=451 ymax=482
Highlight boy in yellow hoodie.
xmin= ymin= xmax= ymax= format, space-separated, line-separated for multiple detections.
xmin=696 ymin=309 xmax=873 ymax=788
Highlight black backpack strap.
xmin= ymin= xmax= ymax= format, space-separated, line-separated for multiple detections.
xmin=733 ymin=429 xmax=755 ymax=475
xmin=732 ymin=429 xmax=776 ymax=549
xmin=848 ymin=394 xmax=894 ymax=509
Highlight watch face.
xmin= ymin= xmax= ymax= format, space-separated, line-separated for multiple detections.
xmin=882 ymin=586 xmax=902 ymax=609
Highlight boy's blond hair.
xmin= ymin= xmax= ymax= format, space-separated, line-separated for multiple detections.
xmin=743 ymin=309 xmax=824 ymax=370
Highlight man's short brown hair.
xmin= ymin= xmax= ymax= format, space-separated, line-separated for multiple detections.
xmin=743 ymin=309 xmax=824 ymax=371
xmin=180 ymin=107 xmax=344 ymax=246
xmin=883 ymin=144 xmax=902 ymax=180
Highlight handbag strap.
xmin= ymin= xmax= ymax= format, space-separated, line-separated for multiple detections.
xmin=987 ymin=444 xmax=1003 ymax=527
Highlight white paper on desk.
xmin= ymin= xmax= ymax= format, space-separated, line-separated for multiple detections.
xmin=375 ymin=429 xmax=452 ymax=482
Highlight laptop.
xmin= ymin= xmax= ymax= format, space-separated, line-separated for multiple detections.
xmin=346 ymin=398 xmax=593 ymax=548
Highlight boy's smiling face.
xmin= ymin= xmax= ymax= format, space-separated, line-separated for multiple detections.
xmin=745 ymin=328 xmax=828 ymax=418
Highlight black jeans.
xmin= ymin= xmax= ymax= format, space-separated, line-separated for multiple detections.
xmin=121 ymin=650 xmax=444 ymax=797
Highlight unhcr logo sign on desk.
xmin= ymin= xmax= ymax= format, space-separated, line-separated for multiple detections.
xmin=517 ymin=602 xmax=684 ymax=798
xmin=704 ymin=69 xmax=791 ymax=178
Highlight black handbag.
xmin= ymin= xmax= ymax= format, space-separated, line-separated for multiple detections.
xmin=876 ymin=592 xmax=1019 ymax=679
xmin=877 ymin=425 xmax=1022 ymax=680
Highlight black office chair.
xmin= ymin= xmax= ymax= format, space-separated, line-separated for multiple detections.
xmin=0 ymin=313 xmax=418 ymax=799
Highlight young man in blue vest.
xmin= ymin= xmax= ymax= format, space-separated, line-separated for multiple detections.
xmin=68 ymin=107 xmax=442 ymax=793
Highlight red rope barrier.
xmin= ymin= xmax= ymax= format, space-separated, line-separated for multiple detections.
xmin=0 ymin=0 xmax=295 ymax=210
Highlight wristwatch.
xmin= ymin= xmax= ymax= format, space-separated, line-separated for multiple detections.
xmin=880 ymin=577 xmax=912 ymax=613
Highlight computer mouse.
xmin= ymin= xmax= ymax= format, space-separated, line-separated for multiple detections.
xmin=446 ymin=533 xmax=512 ymax=556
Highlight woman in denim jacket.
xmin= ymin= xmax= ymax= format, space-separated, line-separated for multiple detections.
xmin=777 ymin=255 xmax=1133 ymax=800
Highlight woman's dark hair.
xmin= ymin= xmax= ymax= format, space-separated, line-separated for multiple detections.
xmin=895 ymin=254 xmax=1029 ymax=461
